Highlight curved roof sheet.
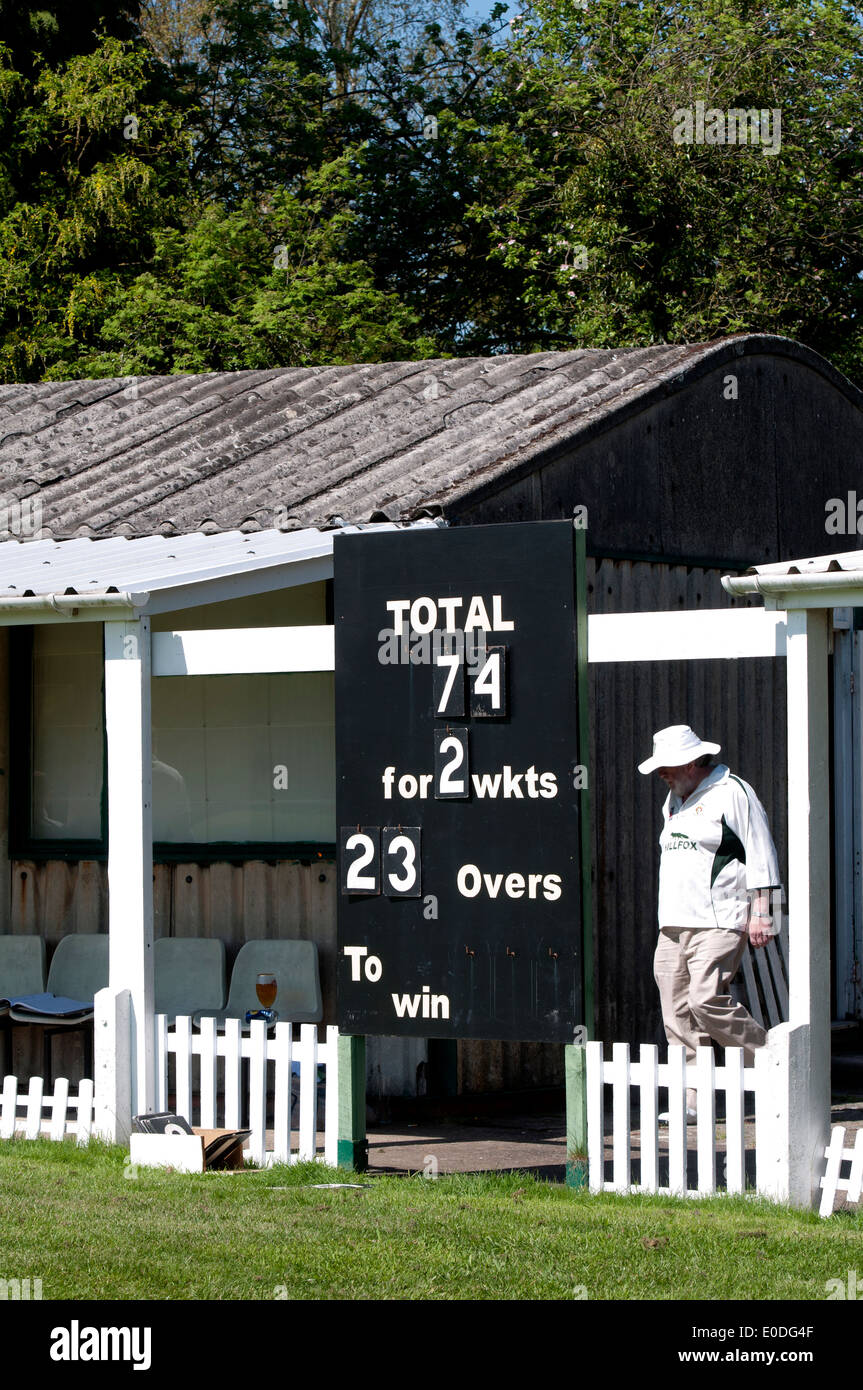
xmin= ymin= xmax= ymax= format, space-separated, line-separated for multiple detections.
xmin=0 ymin=335 xmax=858 ymax=540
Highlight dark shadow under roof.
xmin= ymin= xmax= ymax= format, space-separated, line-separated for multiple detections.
xmin=0 ymin=335 xmax=858 ymax=540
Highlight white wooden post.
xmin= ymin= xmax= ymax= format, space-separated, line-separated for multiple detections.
xmin=754 ymin=1021 xmax=811 ymax=1202
xmin=785 ymin=608 xmax=831 ymax=1207
xmin=104 ymin=618 xmax=155 ymax=1118
xmin=94 ymin=986 xmax=132 ymax=1143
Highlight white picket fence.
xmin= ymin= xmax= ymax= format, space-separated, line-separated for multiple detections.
xmin=156 ymin=1015 xmax=338 ymax=1168
xmin=819 ymin=1127 xmax=863 ymax=1216
xmin=587 ymin=1041 xmax=761 ymax=1197
xmin=0 ymin=1074 xmax=95 ymax=1143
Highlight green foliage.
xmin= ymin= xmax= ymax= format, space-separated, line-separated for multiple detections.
xmin=0 ymin=37 xmax=190 ymax=381
xmin=0 ymin=0 xmax=861 ymax=383
xmin=71 ymin=158 xmax=439 ymax=374
xmin=0 ymin=1 xmax=140 ymax=75
xmin=459 ymin=0 xmax=863 ymax=378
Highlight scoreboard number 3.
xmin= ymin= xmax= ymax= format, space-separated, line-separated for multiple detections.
xmin=341 ymin=826 xmax=422 ymax=898
xmin=382 ymin=827 xmax=422 ymax=897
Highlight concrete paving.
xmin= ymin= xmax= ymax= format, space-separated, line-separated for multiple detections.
xmin=365 ymin=1100 xmax=863 ymax=1192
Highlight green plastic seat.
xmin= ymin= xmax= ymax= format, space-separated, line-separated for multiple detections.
xmin=8 ymin=934 xmax=108 ymax=1025
xmin=7 ymin=934 xmax=108 ymax=1083
xmin=0 ymin=936 xmax=46 ymax=1017
xmin=154 ymin=938 xmax=226 ymax=1023
xmin=193 ymin=939 xmax=322 ymax=1029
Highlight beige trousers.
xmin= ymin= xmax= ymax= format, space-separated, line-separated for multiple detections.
xmin=653 ymin=926 xmax=767 ymax=1063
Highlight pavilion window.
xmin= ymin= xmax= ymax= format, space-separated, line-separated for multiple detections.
xmin=31 ymin=623 xmax=103 ymax=839
xmin=26 ymin=621 xmax=336 ymax=848
xmin=151 ymin=670 xmax=335 ymax=843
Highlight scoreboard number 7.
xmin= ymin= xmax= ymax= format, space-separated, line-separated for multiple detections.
xmin=433 ymin=651 xmax=465 ymax=716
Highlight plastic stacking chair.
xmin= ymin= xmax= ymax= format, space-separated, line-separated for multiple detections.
xmin=0 ymin=936 xmax=46 ymax=1071
xmin=9 ymin=934 xmax=108 ymax=1082
xmin=0 ymin=936 xmax=46 ymax=1016
xmin=154 ymin=938 xmax=226 ymax=1025
xmin=192 ymin=939 xmax=322 ymax=1030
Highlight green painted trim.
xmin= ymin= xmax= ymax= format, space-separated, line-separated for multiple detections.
xmin=575 ymin=524 xmax=594 ymax=1040
xmin=11 ymin=838 xmax=337 ymax=866
xmin=565 ymin=1043 xmax=588 ymax=1189
xmin=151 ymin=842 xmax=337 ymax=866
xmin=337 ymin=1033 xmax=368 ymax=1172
xmin=337 ymin=1138 xmax=368 ymax=1169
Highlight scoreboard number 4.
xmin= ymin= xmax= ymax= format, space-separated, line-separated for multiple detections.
xmin=340 ymin=825 xmax=422 ymax=897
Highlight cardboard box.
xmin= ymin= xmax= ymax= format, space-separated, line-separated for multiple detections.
xmin=129 ymin=1127 xmax=249 ymax=1173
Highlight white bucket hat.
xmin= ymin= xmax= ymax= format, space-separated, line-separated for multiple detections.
xmin=638 ymin=724 xmax=720 ymax=775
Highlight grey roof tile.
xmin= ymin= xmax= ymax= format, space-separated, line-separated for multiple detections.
xmin=0 ymin=336 xmax=853 ymax=539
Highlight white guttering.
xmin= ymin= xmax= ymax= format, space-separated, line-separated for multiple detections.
xmin=722 ymin=571 xmax=863 ymax=599
xmin=0 ymin=591 xmax=148 ymax=618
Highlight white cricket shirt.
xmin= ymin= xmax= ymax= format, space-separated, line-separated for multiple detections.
xmin=657 ymin=764 xmax=781 ymax=931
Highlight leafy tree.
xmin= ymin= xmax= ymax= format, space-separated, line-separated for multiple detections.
xmin=64 ymin=156 xmax=439 ymax=374
xmin=0 ymin=36 xmax=192 ymax=381
xmin=456 ymin=0 xmax=863 ymax=380
xmin=2 ymin=0 xmax=862 ymax=384
xmin=0 ymin=1 xmax=141 ymax=73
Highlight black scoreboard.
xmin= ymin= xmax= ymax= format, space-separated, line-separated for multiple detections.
xmin=334 ymin=520 xmax=586 ymax=1042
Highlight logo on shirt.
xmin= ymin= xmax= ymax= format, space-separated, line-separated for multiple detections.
xmin=667 ymin=832 xmax=698 ymax=851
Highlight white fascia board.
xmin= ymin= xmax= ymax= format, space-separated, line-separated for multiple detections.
xmin=588 ymin=608 xmax=788 ymax=662
xmin=143 ymin=521 xmax=440 ymax=615
xmin=154 ymin=624 xmax=334 ymax=675
xmin=142 ymin=552 xmax=334 ymax=614
xmin=758 ymin=589 xmax=863 ymax=611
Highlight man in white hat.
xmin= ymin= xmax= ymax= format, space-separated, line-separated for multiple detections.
xmin=639 ymin=725 xmax=780 ymax=1116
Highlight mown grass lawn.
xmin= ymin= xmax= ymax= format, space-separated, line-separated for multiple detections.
xmin=0 ymin=1138 xmax=861 ymax=1301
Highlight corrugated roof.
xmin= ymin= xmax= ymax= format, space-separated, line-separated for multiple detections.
xmin=1 ymin=334 xmax=850 ymax=541
xmin=746 ymin=550 xmax=863 ymax=576
xmin=0 ymin=521 xmax=429 ymax=606
xmin=722 ymin=548 xmax=863 ymax=602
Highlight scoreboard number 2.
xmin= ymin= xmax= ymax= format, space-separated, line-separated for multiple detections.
xmin=340 ymin=826 xmax=381 ymax=894
xmin=435 ymin=727 xmax=469 ymax=799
